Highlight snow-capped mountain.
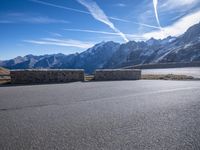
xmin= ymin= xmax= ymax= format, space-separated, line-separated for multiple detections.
xmin=105 ymin=22 xmax=200 ymax=68
xmin=1 ymin=22 xmax=200 ymax=73
xmin=0 ymin=41 xmax=120 ymax=73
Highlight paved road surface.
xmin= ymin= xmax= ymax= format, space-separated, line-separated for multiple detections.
xmin=0 ymin=80 xmax=200 ymax=150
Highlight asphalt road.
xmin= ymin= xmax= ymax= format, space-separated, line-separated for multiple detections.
xmin=0 ymin=80 xmax=200 ymax=150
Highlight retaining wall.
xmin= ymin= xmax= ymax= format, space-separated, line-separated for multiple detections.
xmin=94 ymin=69 xmax=141 ymax=81
xmin=10 ymin=69 xmax=84 ymax=84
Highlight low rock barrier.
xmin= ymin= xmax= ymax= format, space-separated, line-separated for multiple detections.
xmin=94 ymin=69 xmax=141 ymax=81
xmin=10 ymin=69 xmax=84 ymax=84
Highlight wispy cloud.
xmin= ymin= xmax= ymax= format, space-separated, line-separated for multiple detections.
xmin=64 ymin=28 xmax=145 ymax=40
xmin=114 ymin=3 xmax=127 ymax=7
xmin=48 ymin=32 xmax=63 ymax=37
xmin=132 ymin=22 xmax=161 ymax=29
xmin=22 ymin=16 xmax=69 ymax=24
xmin=1 ymin=13 xmax=69 ymax=24
xmin=170 ymin=12 xmax=188 ymax=22
xmin=29 ymin=0 xmax=90 ymax=14
xmin=143 ymin=10 xmax=200 ymax=39
xmin=0 ymin=20 xmax=15 ymax=24
xmin=65 ymin=28 xmax=122 ymax=35
xmin=23 ymin=38 xmax=94 ymax=48
xmin=29 ymin=0 xmax=159 ymax=29
xmin=109 ymin=16 xmax=161 ymax=29
xmin=160 ymin=0 xmax=199 ymax=11
xmin=77 ymin=0 xmax=129 ymax=42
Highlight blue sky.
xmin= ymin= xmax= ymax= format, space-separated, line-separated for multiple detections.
xmin=1 ymin=0 xmax=200 ymax=60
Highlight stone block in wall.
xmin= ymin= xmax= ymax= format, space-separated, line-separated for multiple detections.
xmin=94 ymin=69 xmax=141 ymax=81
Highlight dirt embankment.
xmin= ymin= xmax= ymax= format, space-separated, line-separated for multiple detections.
xmin=0 ymin=67 xmax=10 ymax=75
xmin=141 ymin=74 xmax=197 ymax=80
xmin=124 ymin=62 xmax=200 ymax=69
xmin=0 ymin=67 xmax=10 ymax=84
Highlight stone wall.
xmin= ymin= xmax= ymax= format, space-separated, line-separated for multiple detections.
xmin=10 ymin=69 xmax=84 ymax=84
xmin=94 ymin=69 xmax=141 ymax=81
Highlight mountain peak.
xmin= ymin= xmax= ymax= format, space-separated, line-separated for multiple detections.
xmin=180 ymin=22 xmax=200 ymax=43
xmin=146 ymin=38 xmax=159 ymax=46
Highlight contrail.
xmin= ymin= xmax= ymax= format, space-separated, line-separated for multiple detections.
xmin=24 ymin=38 xmax=94 ymax=48
xmin=77 ymin=0 xmax=129 ymax=42
xmin=29 ymin=0 xmax=160 ymax=29
xmin=108 ymin=17 xmax=160 ymax=29
xmin=30 ymin=0 xmax=90 ymax=14
xmin=64 ymin=28 xmax=145 ymax=39
xmin=153 ymin=0 xmax=162 ymax=28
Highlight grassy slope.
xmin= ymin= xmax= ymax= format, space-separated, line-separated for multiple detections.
xmin=141 ymin=74 xmax=195 ymax=80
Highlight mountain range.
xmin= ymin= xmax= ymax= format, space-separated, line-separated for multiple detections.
xmin=1 ymin=22 xmax=200 ymax=74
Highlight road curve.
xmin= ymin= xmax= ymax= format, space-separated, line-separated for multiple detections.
xmin=0 ymin=80 xmax=200 ymax=150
